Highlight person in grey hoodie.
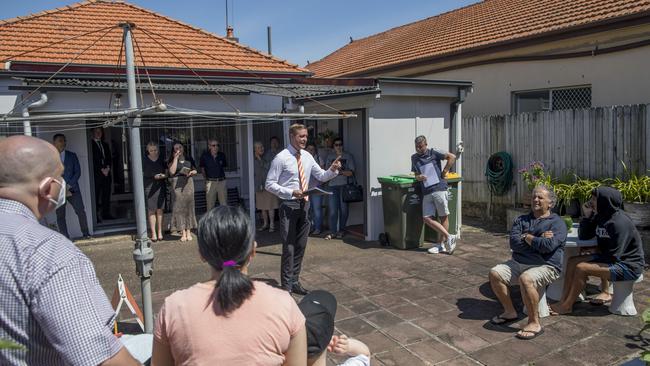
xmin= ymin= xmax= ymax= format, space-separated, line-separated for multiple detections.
xmin=488 ymin=184 xmax=567 ymax=340
xmin=551 ymin=186 xmax=645 ymax=315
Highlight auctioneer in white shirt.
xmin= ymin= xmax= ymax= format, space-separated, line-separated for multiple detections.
xmin=265 ymin=144 xmax=338 ymax=200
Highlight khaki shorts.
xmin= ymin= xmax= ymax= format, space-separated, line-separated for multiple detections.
xmin=422 ymin=190 xmax=449 ymax=218
xmin=491 ymin=259 xmax=560 ymax=288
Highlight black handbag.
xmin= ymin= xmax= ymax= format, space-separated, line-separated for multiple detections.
xmin=342 ymin=175 xmax=364 ymax=203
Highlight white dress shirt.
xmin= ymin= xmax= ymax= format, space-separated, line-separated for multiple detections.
xmin=265 ymin=144 xmax=337 ymax=200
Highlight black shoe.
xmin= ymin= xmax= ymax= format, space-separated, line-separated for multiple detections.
xmin=291 ymin=283 xmax=310 ymax=296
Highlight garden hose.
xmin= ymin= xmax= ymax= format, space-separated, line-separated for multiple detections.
xmin=485 ymin=152 xmax=513 ymax=196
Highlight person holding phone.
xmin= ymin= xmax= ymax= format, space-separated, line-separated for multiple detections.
xmin=168 ymin=142 xmax=198 ymax=242
xmin=143 ymin=142 xmax=167 ymax=242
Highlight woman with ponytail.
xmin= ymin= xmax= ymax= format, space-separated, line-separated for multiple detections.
xmin=152 ymin=206 xmax=307 ymax=365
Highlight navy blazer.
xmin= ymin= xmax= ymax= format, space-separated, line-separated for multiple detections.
xmin=62 ymin=150 xmax=82 ymax=193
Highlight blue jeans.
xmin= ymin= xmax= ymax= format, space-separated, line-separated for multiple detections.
xmin=309 ymin=194 xmax=323 ymax=231
xmin=328 ymin=186 xmax=349 ymax=233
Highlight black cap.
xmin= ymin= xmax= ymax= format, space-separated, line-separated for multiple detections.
xmin=298 ymin=290 xmax=337 ymax=358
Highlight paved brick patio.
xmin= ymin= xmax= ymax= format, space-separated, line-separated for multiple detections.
xmin=82 ymin=218 xmax=650 ymax=365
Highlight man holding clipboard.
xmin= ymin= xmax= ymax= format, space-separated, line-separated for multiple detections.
xmin=411 ymin=135 xmax=457 ymax=254
xmin=265 ymin=124 xmax=341 ymax=295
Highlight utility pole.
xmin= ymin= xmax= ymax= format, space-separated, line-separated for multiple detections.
xmin=121 ymin=22 xmax=154 ymax=333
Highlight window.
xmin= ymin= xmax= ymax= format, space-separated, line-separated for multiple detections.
xmin=513 ymin=86 xmax=591 ymax=113
xmin=140 ymin=116 xmax=238 ymax=172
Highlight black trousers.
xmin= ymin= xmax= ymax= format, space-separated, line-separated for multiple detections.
xmin=56 ymin=191 xmax=90 ymax=238
xmin=94 ymin=174 xmax=112 ymax=218
xmin=279 ymin=199 xmax=311 ymax=290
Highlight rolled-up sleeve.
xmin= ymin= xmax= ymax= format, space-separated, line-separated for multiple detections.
xmin=31 ymin=256 xmax=122 ymax=366
xmin=310 ymin=155 xmax=337 ymax=183
xmin=265 ymin=158 xmax=294 ymax=200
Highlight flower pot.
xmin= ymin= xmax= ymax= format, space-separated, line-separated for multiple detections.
xmin=624 ymin=202 xmax=650 ymax=229
xmin=565 ymin=199 xmax=581 ymax=218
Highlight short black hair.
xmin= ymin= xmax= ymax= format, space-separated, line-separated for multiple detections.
xmin=270 ymin=136 xmax=279 ymax=142
xmin=53 ymin=133 xmax=66 ymax=141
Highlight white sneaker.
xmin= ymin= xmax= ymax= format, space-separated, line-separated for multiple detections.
xmin=427 ymin=244 xmax=443 ymax=254
xmin=445 ymin=235 xmax=457 ymax=254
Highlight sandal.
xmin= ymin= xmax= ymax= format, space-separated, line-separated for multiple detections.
xmin=490 ymin=315 xmax=519 ymax=325
xmin=324 ymin=234 xmax=333 ymax=240
xmin=515 ymin=328 xmax=544 ymax=340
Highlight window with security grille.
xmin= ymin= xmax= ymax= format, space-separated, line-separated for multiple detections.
xmin=551 ymin=87 xmax=591 ymax=110
xmin=513 ymin=86 xmax=591 ymax=113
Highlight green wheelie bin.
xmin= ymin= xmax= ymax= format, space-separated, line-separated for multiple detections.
xmin=424 ymin=176 xmax=462 ymax=243
xmin=377 ymin=176 xmax=424 ymax=249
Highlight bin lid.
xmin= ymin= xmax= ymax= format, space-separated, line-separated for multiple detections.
xmin=377 ymin=176 xmax=416 ymax=186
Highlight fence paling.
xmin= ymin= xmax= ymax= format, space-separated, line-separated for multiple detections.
xmin=462 ymin=104 xmax=650 ymax=207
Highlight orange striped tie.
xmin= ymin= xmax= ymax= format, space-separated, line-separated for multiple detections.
xmin=296 ymin=151 xmax=309 ymax=201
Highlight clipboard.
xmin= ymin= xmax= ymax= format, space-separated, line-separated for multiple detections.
xmin=304 ymin=187 xmax=333 ymax=196
xmin=420 ymin=163 xmax=439 ymax=188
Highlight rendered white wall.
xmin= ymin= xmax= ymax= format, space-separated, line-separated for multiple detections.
xmin=366 ymin=96 xmax=451 ymax=240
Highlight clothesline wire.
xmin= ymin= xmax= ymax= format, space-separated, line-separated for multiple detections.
xmin=135 ymin=26 xmax=345 ymax=115
xmin=2 ymin=25 xmax=119 ymax=119
xmin=136 ymin=27 xmax=240 ymax=113
xmin=0 ymin=25 xmax=118 ymax=63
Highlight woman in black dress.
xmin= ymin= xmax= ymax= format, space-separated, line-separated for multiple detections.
xmin=144 ymin=142 xmax=167 ymax=241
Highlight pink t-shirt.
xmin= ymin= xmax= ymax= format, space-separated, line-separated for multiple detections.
xmin=154 ymin=281 xmax=305 ymax=365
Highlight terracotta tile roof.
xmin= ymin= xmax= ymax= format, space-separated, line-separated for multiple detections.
xmin=307 ymin=0 xmax=650 ymax=77
xmin=0 ymin=0 xmax=307 ymax=75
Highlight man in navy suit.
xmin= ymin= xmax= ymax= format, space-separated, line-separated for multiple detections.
xmin=53 ymin=134 xmax=91 ymax=239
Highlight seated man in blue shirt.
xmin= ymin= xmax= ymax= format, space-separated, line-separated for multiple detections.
xmin=488 ymin=184 xmax=567 ymax=340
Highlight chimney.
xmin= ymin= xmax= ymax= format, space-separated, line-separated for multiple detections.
xmin=226 ymin=26 xmax=239 ymax=42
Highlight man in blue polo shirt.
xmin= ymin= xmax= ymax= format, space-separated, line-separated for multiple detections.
xmin=199 ymin=139 xmax=228 ymax=211
xmin=411 ymin=135 xmax=457 ymax=254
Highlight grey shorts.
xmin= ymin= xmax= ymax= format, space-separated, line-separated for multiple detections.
xmin=422 ymin=190 xmax=449 ymax=218
xmin=491 ymin=259 xmax=560 ymax=288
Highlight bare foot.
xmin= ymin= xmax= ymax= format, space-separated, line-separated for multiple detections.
xmin=590 ymin=292 xmax=612 ymax=305
xmin=180 ymin=236 xmax=187 ymax=242
xmin=157 ymin=232 xmax=164 ymax=240
xmin=549 ymin=303 xmax=571 ymax=315
xmin=516 ymin=323 xmax=544 ymax=339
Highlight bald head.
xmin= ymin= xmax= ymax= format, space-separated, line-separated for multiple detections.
xmin=0 ymin=135 xmax=63 ymax=187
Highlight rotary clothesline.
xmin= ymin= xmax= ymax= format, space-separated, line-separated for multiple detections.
xmin=2 ymin=22 xmax=351 ymax=126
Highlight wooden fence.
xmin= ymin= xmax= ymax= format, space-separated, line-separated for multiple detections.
xmin=461 ymin=104 xmax=650 ymax=216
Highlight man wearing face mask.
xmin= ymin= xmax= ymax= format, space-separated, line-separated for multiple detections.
xmin=0 ymin=136 xmax=139 ymax=365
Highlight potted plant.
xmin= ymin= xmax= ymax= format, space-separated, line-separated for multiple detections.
xmin=518 ymin=161 xmax=553 ymax=207
xmin=610 ymin=163 xmax=650 ymax=229
xmin=554 ymin=176 xmax=603 ymax=218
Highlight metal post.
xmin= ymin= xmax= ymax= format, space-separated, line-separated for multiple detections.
xmin=247 ymin=120 xmax=256 ymax=230
xmin=455 ymin=102 xmax=463 ymax=238
xmin=267 ymin=26 xmax=272 ymax=55
xmin=122 ymin=23 xmax=154 ymax=334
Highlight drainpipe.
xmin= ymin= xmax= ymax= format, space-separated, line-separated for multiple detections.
xmin=21 ymin=92 xmax=48 ymax=136
xmin=452 ymin=87 xmax=470 ymax=238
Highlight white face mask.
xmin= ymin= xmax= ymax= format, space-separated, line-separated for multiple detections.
xmin=48 ymin=178 xmax=66 ymax=209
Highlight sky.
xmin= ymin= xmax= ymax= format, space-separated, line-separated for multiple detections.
xmin=1 ymin=0 xmax=480 ymax=67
